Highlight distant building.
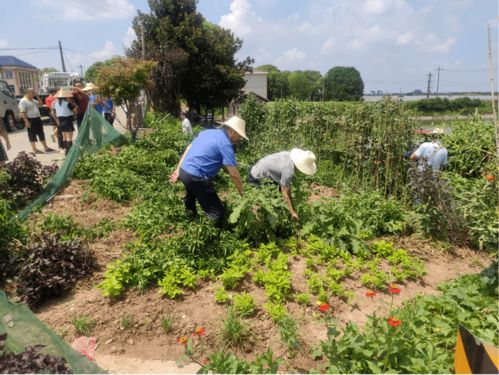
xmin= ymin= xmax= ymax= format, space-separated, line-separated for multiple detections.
xmin=243 ymin=70 xmax=268 ymax=99
xmin=0 ymin=56 xmax=39 ymax=96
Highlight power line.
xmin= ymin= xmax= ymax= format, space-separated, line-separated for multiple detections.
xmin=0 ymin=47 xmax=58 ymax=51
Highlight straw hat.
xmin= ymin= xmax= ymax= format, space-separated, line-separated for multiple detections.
xmin=290 ymin=148 xmax=317 ymax=176
xmin=222 ymin=116 xmax=248 ymax=140
xmin=55 ymin=88 xmax=73 ymax=98
xmin=82 ymin=82 xmax=98 ymax=92
xmin=431 ymin=127 xmax=445 ymax=135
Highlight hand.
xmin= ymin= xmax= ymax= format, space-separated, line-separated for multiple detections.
xmin=25 ymin=121 xmax=31 ymax=129
xmin=5 ymin=141 xmax=11 ymax=150
xmin=169 ymin=169 xmax=179 ymax=183
xmin=291 ymin=211 xmax=299 ymax=222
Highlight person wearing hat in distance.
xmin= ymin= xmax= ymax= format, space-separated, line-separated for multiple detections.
xmin=410 ymin=128 xmax=448 ymax=172
xmin=51 ymin=88 xmax=78 ymax=155
xmin=169 ymin=116 xmax=248 ymax=227
xmin=248 ymin=149 xmax=317 ymax=222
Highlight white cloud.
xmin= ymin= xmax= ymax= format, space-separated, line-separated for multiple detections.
xmin=219 ymin=0 xmax=260 ymax=37
xmin=283 ymin=48 xmax=305 ymax=62
xmin=396 ymin=31 xmax=413 ymax=45
xmin=37 ymin=0 xmax=134 ymax=21
xmin=123 ymin=27 xmax=136 ymax=49
xmin=92 ymin=41 xmax=118 ymax=60
xmin=418 ymin=34 xmax=457 ymax=53
xmin=321 ymin=37 xmax=335 ymax=54
xmin=0 ymin=39 xmax=8 ymax=48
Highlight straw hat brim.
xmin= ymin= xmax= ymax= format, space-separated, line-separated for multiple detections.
xmin=290 ymin=148 xmax=317 ymax=175
xmin=55 ymin=90 xmax=73 ymax=98
xmin=222 ymin=118 xmax=249 ymax=140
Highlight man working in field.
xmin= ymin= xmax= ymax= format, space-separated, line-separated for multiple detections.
xmin=410 ymin=128 xmax=448 ymax=172
xmin=169 ymin=116 xmax=248 ymax=227
xmin=248 ymin=149 xmax=317 ymax=222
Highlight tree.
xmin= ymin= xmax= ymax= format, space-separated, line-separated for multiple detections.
xmin=288 ymin=71 xmax=313 ymax=100
xmin=257 ymin=64 xmax=290 ymax=100
xmin=303 ymin=70 xmax=324 ymax=101
xmin=95 ymin=57 xmax=157 ymax=138
xmin=127 ymin=0 xmax=251 ymax=114
xmin=85 ymin=62 xmax=107 ymax=83
xmin=324 ymin=66 xmax=364 ymax=101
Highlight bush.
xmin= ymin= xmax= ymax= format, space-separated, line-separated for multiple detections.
xmin=0 ymin=152 xmax=58 ymax=209
xmin=0 ymin=198 xmax=25 ymax=284
xmin=16 ymin=235 xmax=95 ymax=309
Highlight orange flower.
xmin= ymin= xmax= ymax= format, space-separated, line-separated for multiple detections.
xmin=177 ymin=336 xmax=188 ymax=345
xmin=387 ymin=317 xmax=402 ymax=327
xmin=388 ymin=284 xmax=401 ymax=294
xmin=486 ymin=175 xmax=495 ymax=182
xmin=319 ymin=303 xmax=331 ymax=312
xmin=202 ymin=357 xmax=210 ymax=365
xmin=194 ymin=326 xmax=206 ymax=336
xmin=365 ymin=290 xmax=377 ymax=298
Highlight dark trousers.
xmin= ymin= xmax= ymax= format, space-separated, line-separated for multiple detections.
xmin=26 ymin=117 xmax=45 ymax=142
xmin=76 ymin=113 xmax=85 ymax=129
xmin=179 ymin=168 xmax=224 ymax=227
xmin=104 ymin=113 xmax=114 ymax=126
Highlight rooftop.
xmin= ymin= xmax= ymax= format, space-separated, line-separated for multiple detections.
xmin=0 ymin=56 xmax=37 ymax=69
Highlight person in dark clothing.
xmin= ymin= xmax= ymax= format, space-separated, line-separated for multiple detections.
xmin=72 ymin=82 xmax=89 ymax=129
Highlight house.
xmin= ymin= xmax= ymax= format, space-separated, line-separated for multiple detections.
xmin=0 ymin=56 xmax=39 ymax=96
xmin=243 ymin=70 xmax=268 ymax=99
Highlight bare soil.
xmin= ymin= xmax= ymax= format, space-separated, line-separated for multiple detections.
xmin=28 ymin=180 xmax=493 ymax=373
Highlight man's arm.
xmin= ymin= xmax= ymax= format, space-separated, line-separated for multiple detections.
xmin=281 ymin=186 xmax=299 ymax=221
xmin=169 ymin=143 xmax=192 ymax=183
xmin=226 ymin=166 xmax=243 ymax=196
xmin=0 ymin=124 xmax=11 ymax=150
xmin=20 ymin=112 xmax=30 ymax=128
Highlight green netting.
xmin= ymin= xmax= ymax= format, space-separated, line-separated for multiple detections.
xmin=0 ymin=290 xmax=105 ymax=373
xmin=18 ymin=108 xmax=128 ymax=220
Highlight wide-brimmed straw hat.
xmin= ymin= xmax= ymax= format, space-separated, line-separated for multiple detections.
xmin=82 ymin=82 xmax=98 ymax=92
xmin=55 ymin=88 xmax=73 ymax=98
xmin=222 ymin=116 xmax=248 ymax=140
xmin=431 ymin=127 xmax=445 ymax=135
xmin=290 ymin=148 xmax=317 ymax=175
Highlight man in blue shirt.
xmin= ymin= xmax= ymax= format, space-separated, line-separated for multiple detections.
xmin=169 ymin=116 xmax=248 ymax=227
xmin=410 ymin=128 xmax=448 ymax=172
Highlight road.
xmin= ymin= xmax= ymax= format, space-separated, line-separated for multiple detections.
xmin=4 ymin=107 xmax=128 ymax=166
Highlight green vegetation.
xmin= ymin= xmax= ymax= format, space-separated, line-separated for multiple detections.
xmin=70 ymin=315 xmax=95 ymax=336
xmin=405 ymin=97 xmax=492 ymax=115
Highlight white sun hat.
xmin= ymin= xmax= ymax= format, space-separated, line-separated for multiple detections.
xmin=82 ymin=82 xmax=98 ymax=92
xmin=432 ymin=127 xmax=445 ymax=135
xmin=290 ymin=148 xmax=317 ymax=176
xmin=222 ymin=116 xmax=249 ymax=140
xmin=55 ymin=88 xmax=73 ymax=98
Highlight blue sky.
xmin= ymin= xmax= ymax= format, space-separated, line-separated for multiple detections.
xmin=0 ymin=0 xmax=497 ymax=92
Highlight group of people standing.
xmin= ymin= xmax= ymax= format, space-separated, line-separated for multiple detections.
xmin=11 ymin=83 xmax=116 ymax=157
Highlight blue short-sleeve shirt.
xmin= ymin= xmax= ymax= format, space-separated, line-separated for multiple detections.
xmin=181 ymin=128 xmax=236 ymax=180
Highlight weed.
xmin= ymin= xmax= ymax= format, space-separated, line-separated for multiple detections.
xmin=220 ymin=308 xmax=251 ymax=348
xmin=70 ymin=315 xmax=95 ymax=336
xmin=233 ymin=292 xmax=257 ymax=318
xmin=214 ymin=286 xmax=231 ymax=305
xmin=295 ymin=292 xmax=311 ymax=306
xmin=161 ymin=313 xmax=174 ymax=333
xmin=121 ymin=313 xmax=133 ymax=329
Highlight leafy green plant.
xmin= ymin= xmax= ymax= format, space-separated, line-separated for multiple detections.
xmin=233 ymin=292 xmax=257 ymax=318
xmin=220 ymin=266 xmax=247 ymax=290
xmin=215 ymin=286 xmax=231 ymax=305
xmin=295 ymin=292 xmax=311 ymax=306
xmin=199 ymin=349 xmax=280 ymax=374
xmin=277 ymin=315 xmax=300 ymax=352
xmin=263 ymin=302 xmax=288 ymax=322
xmin=121 ymin=314 xmax=133 ymax=329
xmin=70 ymin=315 xmax=95 ymax=336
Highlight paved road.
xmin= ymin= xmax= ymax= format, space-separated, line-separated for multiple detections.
xmin=4 ymin=108 xmax=128 ymax=166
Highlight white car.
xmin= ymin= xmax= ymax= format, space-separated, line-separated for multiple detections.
xmin=0 ymin=79 xmax=22 ymax=131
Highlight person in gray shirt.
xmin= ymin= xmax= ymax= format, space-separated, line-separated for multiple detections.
xmin=248 ymin=148 xmax=317 ymax=222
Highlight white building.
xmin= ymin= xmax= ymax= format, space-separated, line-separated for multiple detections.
xmin=243 ymin=70 xmax=268 ymax=99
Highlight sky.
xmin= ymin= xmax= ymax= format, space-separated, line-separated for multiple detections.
xmin=0 ymin=0 xmax=497 ymax=93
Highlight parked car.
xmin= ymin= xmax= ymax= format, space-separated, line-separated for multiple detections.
xmin=0 ymin=79 xmax=23 ymax=131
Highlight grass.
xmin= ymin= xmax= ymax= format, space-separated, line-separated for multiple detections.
xmin=121 ymin=313 xmax=133 ymax=329
xmin=161 ymin=313 xmax=174 ymax=333
xmin=70 ymin=315 xmax=95 ymax=336
xmin=219 ymin=308 xmax=251 ymax=348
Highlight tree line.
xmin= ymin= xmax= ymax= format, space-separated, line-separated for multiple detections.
xmin=257 ymin=65 xmax=364 ymax=102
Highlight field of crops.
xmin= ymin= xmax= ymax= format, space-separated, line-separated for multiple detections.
xmin=1 ymin=98 xmax=497 ymax=373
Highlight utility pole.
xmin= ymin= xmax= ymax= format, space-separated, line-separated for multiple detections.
xmin=140 ymin=20 xmax=145 ymax=60
xmin=58 ymin=40 xmax=66 ymax=72
xmin=435 ymin=66 xmax=442 ymax=95
xmin=487 ymin=23 xmax=499 ymax=163
xmin=78 ymin=65 xmax=83 ymax=78
xmin=426 ymin=72 xmax=432 ymax=98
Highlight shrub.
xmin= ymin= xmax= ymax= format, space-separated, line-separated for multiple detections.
xmin=233 ymin=293 xmax=257 ymax=317
xmin=16 ymin=235 xmax=95 ymax=309
xmin=0 ymin=198 xmax=25 ymax=284
xmin=0 ymin=152 xmax=58 ymax=209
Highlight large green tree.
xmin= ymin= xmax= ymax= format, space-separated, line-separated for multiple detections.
xmin=288 ymin=70 xmax=313 ymax=100
xmin=256 ymin=64 xmax=289 ymax=100
xmin=127 ymin=0 xmax=252 ymax=114
xmin=324 ymin=66 xmax=364 ymax=101
xmin=303 ymin=70 xmax=324 ymax=101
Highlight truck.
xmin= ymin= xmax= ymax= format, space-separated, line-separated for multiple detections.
xmin=0 ymin=79 xmax=22 ymax=131
xmin=39 ymin=72 xmax=81 ymax=95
